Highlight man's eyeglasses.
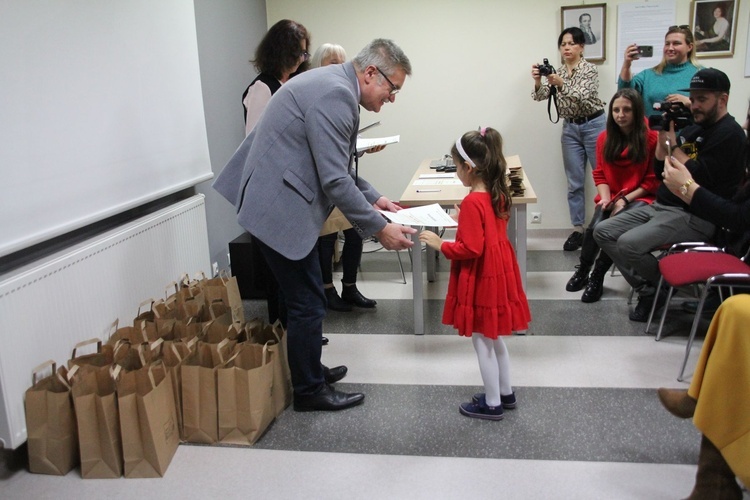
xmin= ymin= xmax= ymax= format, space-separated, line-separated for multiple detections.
xmin=376 ymin=67 xmax=399 ymax=95
xmin=669 ymin=25 xmax=691 ymax=31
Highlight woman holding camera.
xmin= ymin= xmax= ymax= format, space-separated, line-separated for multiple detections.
xmin=619 ymin=25 xmax=699 ymax=117
xmin=566 ymin=89 xmax=659 ymax=302
xmin=531 ymin=27 xmax=606 ymax=252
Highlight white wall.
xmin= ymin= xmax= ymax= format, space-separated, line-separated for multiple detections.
xmin=194 ymin=0 xmax=268 ymax=270
xmin=267 ymin=0 xmax=750 ymax=229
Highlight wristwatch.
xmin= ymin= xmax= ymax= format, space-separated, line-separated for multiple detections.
xmin=679 ymin=178 xmax=694 ymax=196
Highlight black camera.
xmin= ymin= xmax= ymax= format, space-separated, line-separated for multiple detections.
xmin=647 ymin=101 xmax=693 ymax=131
xmin=537 ymin=58 xmax=556 ymax=77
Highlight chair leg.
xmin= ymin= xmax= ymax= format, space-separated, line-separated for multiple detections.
xmin=627 ymin=286 xmax=635 ymax=305
xmin=396 ymin=250 xmax=406 ymax=285
xmin=654 ymin=286 xmax=674 ymax=341
xmin=678 ymin=285 xmax=712 ymax=382
xmin=645 ymin=276 xmax=665 ymax=334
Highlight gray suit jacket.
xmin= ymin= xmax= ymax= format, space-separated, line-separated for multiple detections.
xmin=213 ymin=62 xmax=387 ymax=260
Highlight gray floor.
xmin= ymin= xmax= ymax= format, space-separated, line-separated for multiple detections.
xmin=2 ymin=240 xmax=747 ymax=499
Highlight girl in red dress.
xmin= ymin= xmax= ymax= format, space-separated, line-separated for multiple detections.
xmin=420 ymin=127 xmax=531 ymax=420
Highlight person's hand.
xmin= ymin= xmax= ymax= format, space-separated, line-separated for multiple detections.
xmin=531 ymin=64 xmax=542 ymax=82
xmin=418 ymin=230 xmax=443 ymax=251
xmin=376 ymin=223 xmax=416 ymax=250
xmin=365 ymin=145 xmax=386 ymax=154
xmin=663 ymin=155 xmax=692 ymax=193
xmin=373 ymin=196 xmax=399 ymax=212
xmin=623 ymin=43 xmax=639 ymax=63
xmin=665 ymin=93 xmax=691 ymax=108
xmin=596 ymin=197 xmax=611 ymax=209
xmin=546 ymin=74 xmax=563 ymax=88
xmin=450 ymin=203 xmax=461 ymax=222
xmin=657 ymin=122 xmax=678 ymax=157
xmin=611 ymin=198 xmax=627 ymax=215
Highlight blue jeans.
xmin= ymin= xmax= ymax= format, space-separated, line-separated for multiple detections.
xmin=561 ymin=113 xmax=606 ymax=227
xmin=256 ymin=238 xmax=327 ymax=396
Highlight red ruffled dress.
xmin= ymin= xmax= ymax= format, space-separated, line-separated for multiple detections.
xmin=440 ymin=192 xmax=531 ymax=338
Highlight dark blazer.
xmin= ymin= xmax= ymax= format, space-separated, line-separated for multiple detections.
xmin=214 ymin=62 xmax=387 ymax=260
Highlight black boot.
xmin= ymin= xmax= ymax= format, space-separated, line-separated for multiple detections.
xmin=566 ymin=264 xmax=590 ymax=292
xmin=325 ymin=286 xmax=352 ymax=312
xmin=341 ymin=282 xmax=377 ymax=308
xmin=581 ymin=258 xmax=610 ymax=303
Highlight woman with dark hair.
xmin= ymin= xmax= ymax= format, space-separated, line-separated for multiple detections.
xmin=566 ymin=89 xmax=659 ymax=302
xmin=531 ymin=27 xmax=606 ymax=251
xmin=242 ymin=19 xmax=310 ymax=135
xmin=619 ymin=25 xmax=699 ymax=116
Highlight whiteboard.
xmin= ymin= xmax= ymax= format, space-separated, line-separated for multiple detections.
xmin=0 ymin=0 xmax=212 ymax=258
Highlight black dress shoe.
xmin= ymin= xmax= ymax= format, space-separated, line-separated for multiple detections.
xmin=322 ymin=336 xmax=329 ymax=346
xmin=323 ymin=365 xmax=347 ymax=384
xmin=293 ymin=384 xmax=365 ymax=412
xmin=325 ymin=287 xmax=352 ymax=312
xmin=341 ymin=284 xmax=377 ymax=308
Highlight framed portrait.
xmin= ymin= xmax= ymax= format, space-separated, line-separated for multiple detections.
xmin=691 ymin=0 xmax=740 ymax=58
xmin=561 ymin=4 xmax=606 ymax=62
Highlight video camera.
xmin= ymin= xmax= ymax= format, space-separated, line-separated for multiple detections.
xmin=537 ymin=58 xmax=556 ymax=77
xmin=648 ymin=101 xmax=693 ymax=131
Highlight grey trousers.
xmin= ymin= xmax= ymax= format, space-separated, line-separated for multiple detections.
xmin=592 ymin=202 xmax=715 ymax=295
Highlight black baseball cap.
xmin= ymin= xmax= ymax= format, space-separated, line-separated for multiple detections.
xmin=680 ymin=68 xmax=730 ymax=92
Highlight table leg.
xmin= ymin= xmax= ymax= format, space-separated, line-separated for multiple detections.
xmin=426 ymin=225 xmax=437 ymax=282
xmin=411 ymin=229 xmax=424 ymax=335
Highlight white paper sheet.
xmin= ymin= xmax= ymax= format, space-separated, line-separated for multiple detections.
xmin=379 ymin=203 xmax=457 ymax=227
xmin=356 ymin=135 xmax=400 ymax=152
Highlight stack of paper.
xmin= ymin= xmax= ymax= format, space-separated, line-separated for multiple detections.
xmin=508 ymin=166 xmax=525 ymax=197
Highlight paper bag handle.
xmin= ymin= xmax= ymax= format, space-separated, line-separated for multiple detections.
xmin=31 ymin=360 xmax=56 ymax=386
xmin=136 ymin=298 xmax=154 ymax=317
xmin=71 ymin=338 xmax=102 ymax=360
xmin=216 ymin=338 xmax=231 ymax=364
xmin=169 ymin=343 xmax=184 ymax=362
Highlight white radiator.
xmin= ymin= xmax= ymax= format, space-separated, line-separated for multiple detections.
xmin=0 ymin=195 xmax=210 ymax=449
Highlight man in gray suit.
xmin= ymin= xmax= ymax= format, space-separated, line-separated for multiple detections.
xmin=214 ymin=39 xmax=414 ymax=412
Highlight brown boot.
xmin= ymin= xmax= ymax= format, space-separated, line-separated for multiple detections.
xmin=686 ymin=435 xmax=742 ymax=499
xmin=657 ymin=388 xmax=696 ymax=419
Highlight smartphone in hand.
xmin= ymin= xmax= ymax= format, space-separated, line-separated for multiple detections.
xmin=636 ymin=45 xmax=653 ymax=58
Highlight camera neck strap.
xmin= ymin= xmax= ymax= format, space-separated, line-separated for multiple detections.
xmin=547 ymin=86 xmax=560 ymax=124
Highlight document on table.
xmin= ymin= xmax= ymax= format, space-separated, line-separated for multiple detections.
xmin=379 ymin=203 xmax=457 ymax=227
xmin=356 ymin=135 xmax=400 ymax=152
xmin=413 ymin=178 xmax=464 ymax=186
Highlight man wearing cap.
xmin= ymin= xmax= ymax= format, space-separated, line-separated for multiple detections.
xmin=594 ymin=68 xmax=746 ymax=322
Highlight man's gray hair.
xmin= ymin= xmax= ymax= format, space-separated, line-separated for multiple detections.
xmin=353 ymin=38 xmax=412 ymax=77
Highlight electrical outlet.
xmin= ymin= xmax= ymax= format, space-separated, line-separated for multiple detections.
xmin=531 ymin=212 xmax=542 ymax=224
xmin=212 ymin=261 xmax=219 ymax=277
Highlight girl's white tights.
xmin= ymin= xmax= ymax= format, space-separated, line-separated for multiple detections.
xmin=471 ymin=334 xmax=512 ymax=408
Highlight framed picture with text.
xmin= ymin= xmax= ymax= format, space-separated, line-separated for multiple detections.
xmin=692 ymin=0 xmax=739 ymax=58
xmin=561 ymin=3 xmax=606 ymax=62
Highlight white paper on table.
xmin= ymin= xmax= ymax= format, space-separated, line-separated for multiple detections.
xmin=356 ymin=135 xmax=400 ymax=152
xmin=413 ymin=178 xmax=464 ymax=186
xmin=379 ymin=203 xmax=457 ymax=227
xmin=418 ymin=173 xmax=455 ymax=179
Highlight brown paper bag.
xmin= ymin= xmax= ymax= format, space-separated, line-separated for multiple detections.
xmin=248 ymin=320 xmax=292 ymax=417
xmin=70 ymin=365 xmax=123 ymax=479
xmin=180 ymin=340 xmax=229 ymax=444
xmin=117 ymin=361 xmax=179 ymax=478
xmin=161 ymin=339 xmax=196 ymax=440
xmin=25 ymin=361 xmax=79 ymax=475
xmin=217 ymin=343 xmax=275 ymax=445
xmin=200 ymin=270 xmax=245 ymax=325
